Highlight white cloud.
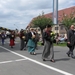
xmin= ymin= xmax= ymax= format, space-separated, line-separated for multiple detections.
xmin=0 ymin=0 xmax=75 ymax=30
xmin=58 ymin=0 xmax=75 ymax=10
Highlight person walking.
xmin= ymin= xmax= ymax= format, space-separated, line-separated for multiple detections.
xmin=34 ymin=30 xmax=39 ymax=50
xmin=66 ymin=25 xmax=75 ymax=58
xmin=42 ymin=24 xmax=55 ymax=62
xmin=24 ymin=30 xmax=30 ymax=49
xmin=19 ymin=29 xmax=26 ymax=50
xmin=27 ymin=28 xmax=36 ymax=55
xmin=1 ymin=32 xmax=5 ymax=45
xmin=9 ymin=31 xmax=15 ymax=48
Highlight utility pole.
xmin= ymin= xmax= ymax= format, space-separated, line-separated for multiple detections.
xmin=53 ymin=0 xmax=58 ymax=25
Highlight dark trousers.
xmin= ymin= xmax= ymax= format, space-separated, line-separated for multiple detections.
xmin=20 ymin=39 xmax=25 ymax=50
xmin=67 ymin=44 xmax=75 ymax=56
xmin=2 ymin=39 xmax=4 ymax=45
xmin=35 ymin=40 xmax=38 ymax=49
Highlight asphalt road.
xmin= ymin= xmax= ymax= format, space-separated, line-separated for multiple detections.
xmin=0 ymin=37 xmax=75 ymax=75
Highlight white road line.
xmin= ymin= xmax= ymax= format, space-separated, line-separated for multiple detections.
xmin=0 ymin=46 xmax=73 ymax=75
xmin=0 ymin=59 xmax=26 ymax=64
xmin=0 ymin=60 xmax=12 ymax=64
xmin=15 ymin=59 xmax=26 ymax=61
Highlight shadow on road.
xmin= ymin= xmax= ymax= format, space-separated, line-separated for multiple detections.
xmin=55 ymin=58 xmax=70 ymax=62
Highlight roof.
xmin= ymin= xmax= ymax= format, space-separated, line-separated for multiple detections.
xmin=45 ymin=6 xmax=75 ymax=23
xmin=26 ymin=6 xmax=75 ymax=29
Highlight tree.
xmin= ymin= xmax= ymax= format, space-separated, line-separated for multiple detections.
xmin=31 ymin=13 xmax=53 ymax=44
xmin=62 ymin=12 xmax=75 ymax=31
xmin=32 ymin=14 xmax=53 ymax=34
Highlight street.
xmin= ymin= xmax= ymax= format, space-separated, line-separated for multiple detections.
xmin=0 ymin=37 xmax=75 ymax=75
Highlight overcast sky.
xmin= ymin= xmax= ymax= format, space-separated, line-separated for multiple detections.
xmin=0 ymin=0 xmax=75 ymax=30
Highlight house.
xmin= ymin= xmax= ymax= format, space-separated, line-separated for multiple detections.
xmin=26 ymin=6 xmax=75 ymax=35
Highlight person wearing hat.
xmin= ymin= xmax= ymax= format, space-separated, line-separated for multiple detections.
xmin=66 ymin=25 xmax=75 ymax=58
xmin=42 ymin=24 xmax=55 ymax=62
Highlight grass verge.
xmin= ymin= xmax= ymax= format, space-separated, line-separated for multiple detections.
xmin=37 ymin=42 xmax=67 ymax=47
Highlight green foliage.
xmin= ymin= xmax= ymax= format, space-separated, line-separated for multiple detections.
xmin=32 ymin=15 xmax=53 ymax=30
xmin=31 ymin=12 xmax=53 ymax=43
xmin=62 ymin=12 xmax=75 ymax=30
xmin=37 ymin=41 xmax=67 ymax=47
xmin=0 ymin=27 xmax=9 ymax=31
xmin=50 ymin=32 xmax=56 ymax=42
xmin=54 ymin=42 xmax=67 ymax=47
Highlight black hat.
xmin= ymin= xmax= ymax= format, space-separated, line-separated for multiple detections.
xmin=46 ymin=24 xmax=51 ymax=28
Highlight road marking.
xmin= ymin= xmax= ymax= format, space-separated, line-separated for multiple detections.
xmin=0 ymin=46 xmax=73 ymax=75
xmin=0 ymin=59 xmax=26 ymax=64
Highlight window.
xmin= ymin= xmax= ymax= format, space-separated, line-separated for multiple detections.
xmin=55 ymin=27 xmax=58 ymax=30
xmin=60 ymin=26 xmax=64 ymax=30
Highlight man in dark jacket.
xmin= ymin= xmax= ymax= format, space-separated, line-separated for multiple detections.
xmin=67 ymin=25 xmax=75 ymax=58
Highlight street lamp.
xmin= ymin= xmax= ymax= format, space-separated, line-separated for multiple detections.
xmin=14 ymin=24 xmax=18 ymax=28
xmin=53 ymin=0 xmax=58 ymax=25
